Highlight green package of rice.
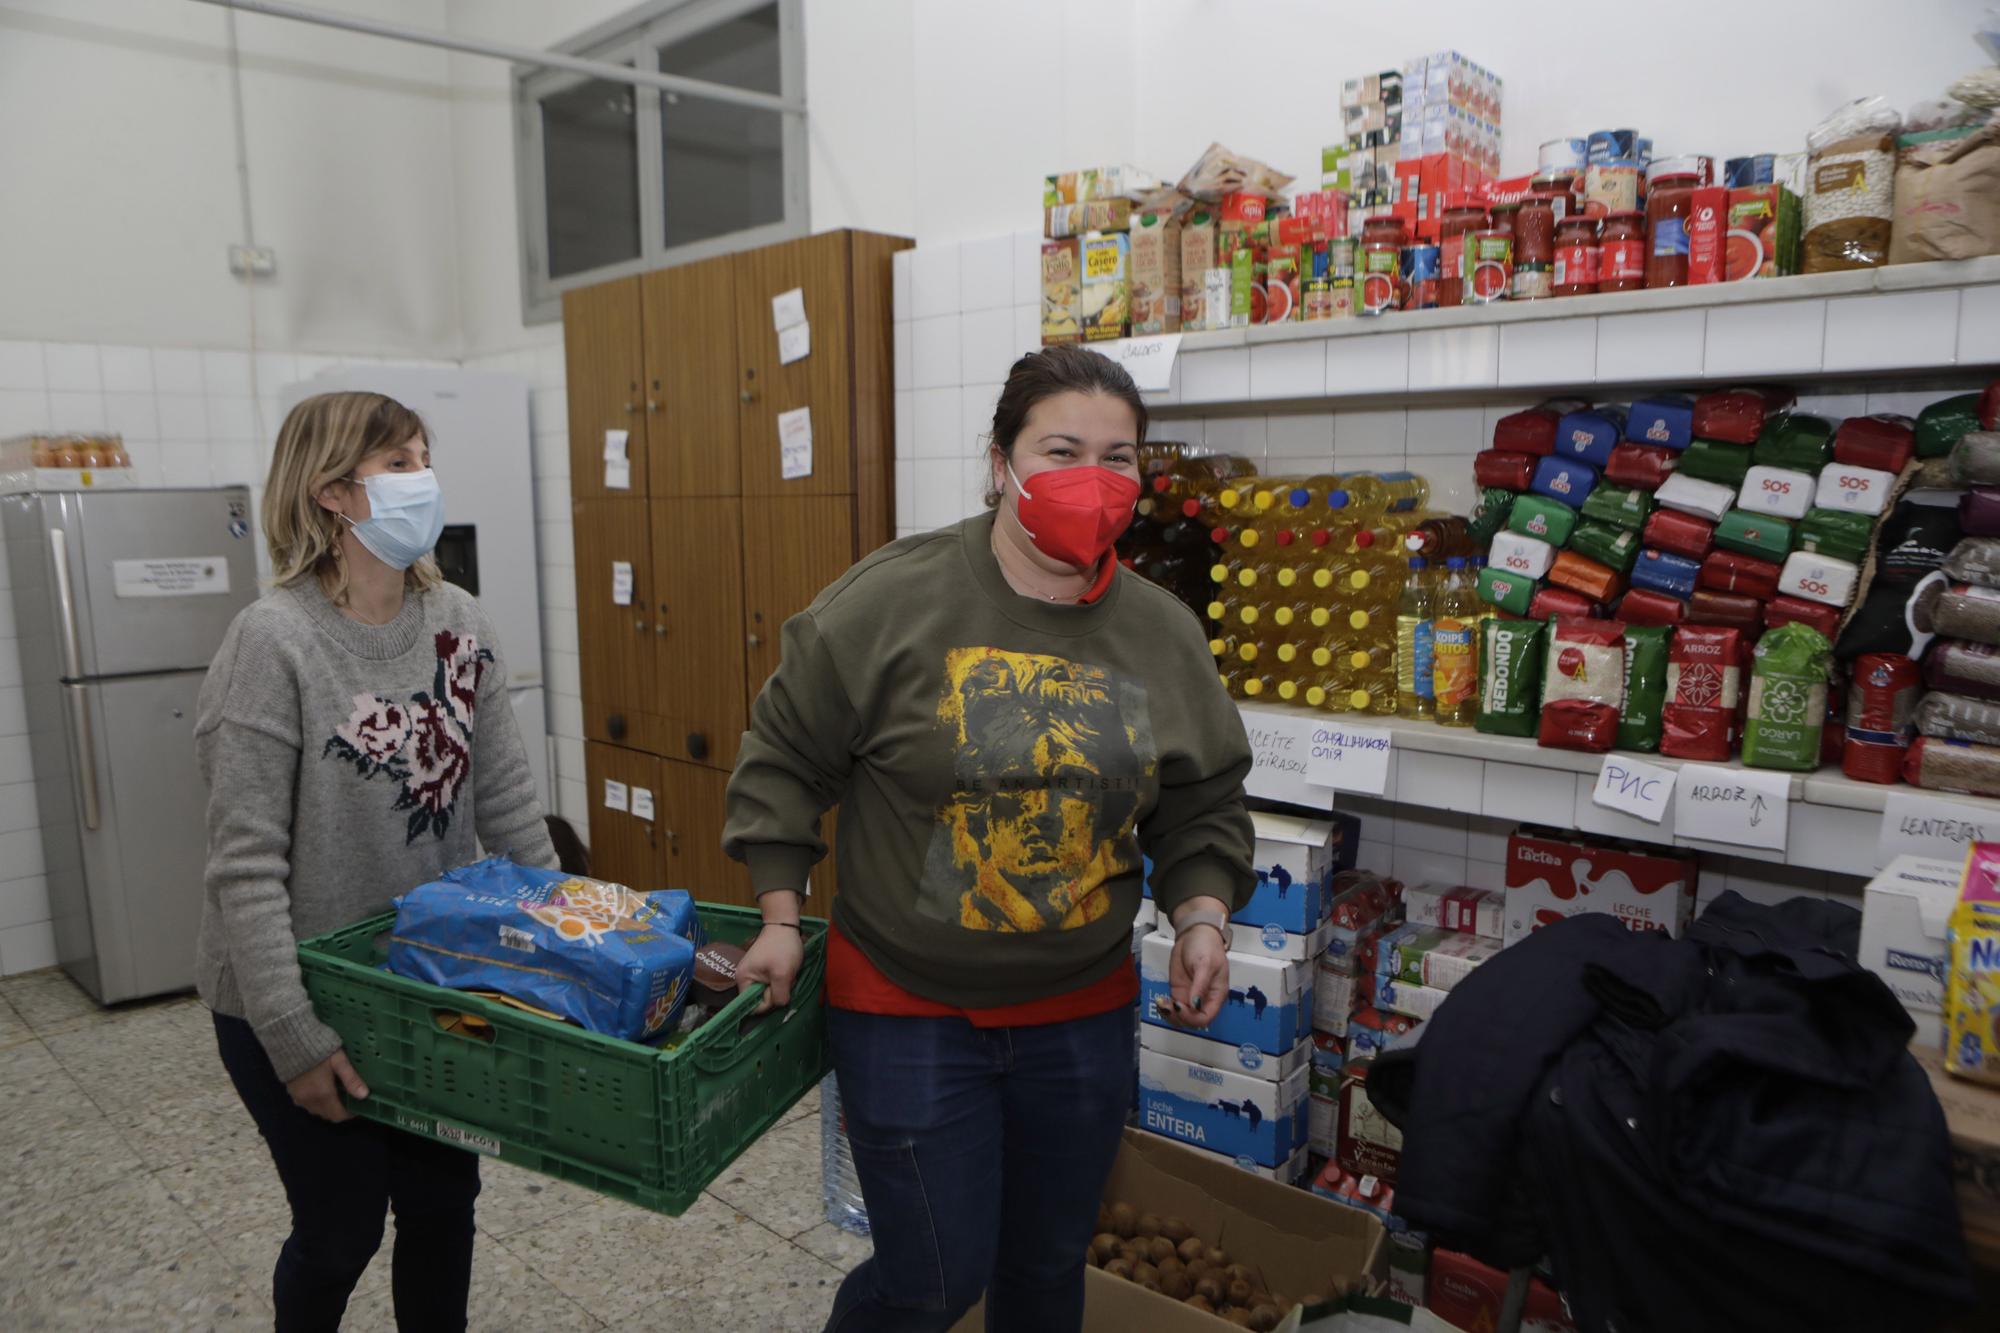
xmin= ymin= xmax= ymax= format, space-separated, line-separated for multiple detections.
xmin=1752 ymin=414 xmax=1836 ymax=472
xmin=1580 ymin=482 xmax=1652 ymax=532
xmin=1475 ymin=616 xmax=1545 ymax=737
xmin=1616 ymin=624 xmax=1670 ymax=752
xmin=1679 ymin=437 xmax=1755 ymax=487
xmin=1915 ymin=393 xmax=1983 ymax=459
xmin=1741 ymin=622 xmax=1833 ymax=771
xmin=1797 ymin=507 xmax=1875 ymax=565
xmin=1477 ymin=565 xmax=1538 ymax=616
xmin=1507 ymin=493 xmax=1579 ymax=547
xmin=1469 ymin=487 xmax=1517 ymax=549
xmin=1568 ymin=520 xmax=1641 ymax=573
xmin=1713 ymin=508 xmax=1796 ymax=562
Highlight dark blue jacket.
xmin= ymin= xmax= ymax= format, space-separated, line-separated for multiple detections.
xmin=1371 ymin=892 xmax=1972 ymax=1333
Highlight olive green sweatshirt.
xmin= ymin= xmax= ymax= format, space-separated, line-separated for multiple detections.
xmin=723 ymin=510 xmax=1255 ymax=1008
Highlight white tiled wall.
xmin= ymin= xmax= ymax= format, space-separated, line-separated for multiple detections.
xmin=0 ymin=339 xmax=465 ymax=976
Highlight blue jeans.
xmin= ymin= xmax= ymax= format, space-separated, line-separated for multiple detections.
xmin=213 ymin=1012 xmax=481 ymax=1332
xmin=823 ymin=1005 xmax=1136 ymax=1333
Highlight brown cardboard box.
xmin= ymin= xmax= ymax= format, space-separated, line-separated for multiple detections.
xmin=1180 ymin=209 xmax=1221 ymax=331
xmin=1913 ymin=1043 xmax=2000 ymax=1270
xmin=947 ymin=1128 xmax=1386 ymax=1332
xmin=1130 ymin=209 xmax=1183 ymax=336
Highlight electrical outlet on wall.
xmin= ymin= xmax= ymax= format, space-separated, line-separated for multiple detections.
xmin=228 ymin=244 xmax=277 ymax=277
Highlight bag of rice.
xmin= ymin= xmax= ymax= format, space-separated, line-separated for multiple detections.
xmin=1538 ymin=617 xmax=1626 ymax=753
xmin=388 ymin=857 xmax=702 ymax=1041
xmin=1916 ymin=691 xmax=2000 ymax=747
xmin=1661 ymin=625 xmax=1744 ymax=761
xmin=1616 ymin=588 xmax=1687 ymax=627
xmin=1508 ymin=493 xmax=1579 ymax=546
xmin=1915 ymin=393 xmax=1983 ymax=459
xmin=1945 ymin=537 xmax=2000 ymax=588
xmin=1949 ymin=430 xmax=2000 ymax=487
xmin=1714 ymin=508 xmax=1797 ymax=562
xmin=1692 ymin=388 xmax=1796 ymax=445
xmin=1802 ymin=96 xmax=1899 ymax=273
xmin=1930 ymin=583 xmax=2000 ymax=645
xmin=1741 ymin=622 xmax=1832 ymax=770
xmin=1617 ymin=625 xmax=1670 ymax=752
xmin=1678 ymin=438 xmax=1756 ymax=487
xmin=1627 ymin=395 xmax=1695 ymax=450
xmin=1796 ymin=508 xmax=1874 ymax=565
xmin=1752 ymin=414 xmax=1836 ymax=472
xmin=1568 ymin=520 xmax=1641 ymax=573
xmin=1475 ymin=617 xmax=1545 ymax=738
xmin=1833 ymin=414 xmax=1916 ymax=473
xmin=1579 ymin=482 xmax=1652 ymax=531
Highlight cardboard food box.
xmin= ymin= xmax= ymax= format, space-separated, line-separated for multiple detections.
xmin=947 ymin=1129 xmax=1383 ymax=1333
xmin=1371 ymin=973 xmax=1452 ymax=1022
xmin=1314 ymin=960 xmax=1359 ymax=1035
xmin=1375 ymin=923 xmax=1500 ymax=991
xmin=1138 ymin=1047 xmax=1311 ymax=1168
xmin=1130 ymin=208 xmax=1183 ymax=336
xmin=1046 ymin=198 xmax=1135 ymax=239
xmin=1346 ymin=1005 xmax=1421 ymax=1060
xmin=1044 ymin=164 xmax=1162 ymax=208
xmin=1911 ymin=1042 xmax=2000 ymax=1270
xmin=1158 ymin=912 xmax=1333 ymax=963
xmin=1041 ymin=239 xmax=1081 ymax=345
xmin=1309 ymin=1159 xmax=1398 ymax=1228
xmin=1860 ymin=855 xmax=1961 ymax=1048
xmin=1400 ymin=883 xmax=1504 ymax=939
xmin=1080 ymin=231 xmax=1131 ymax=342
xmin=1687 ymin=185 xmax=1732 ymax=285
xmin=1503 ymin=829 xmax=1698 ymax=946
xmin=1179 ymin=209 xmax=1224 ymax=331
xmin=1429 ymin=1250 xmax=1577 ymax=1333
xmin=1726 ymin=183 xmax=1802 ymax=280
xmin=1140 ymin=932 xmax=1312 ymax=1055
xmin=1247 ymin=812 xmax=1339 ymax=934
xmin=1336 ymin=1059 xmax=1403 ymax=1183
xmin=1140 ymin=1019 xmax=1314 ymax=1083
xmin=1309 ymin=1065 xmax=1340 ymax=1158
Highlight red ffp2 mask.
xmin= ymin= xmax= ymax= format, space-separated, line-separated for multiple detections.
xmin=1009 ymin=461 xmax=1140 ymax=568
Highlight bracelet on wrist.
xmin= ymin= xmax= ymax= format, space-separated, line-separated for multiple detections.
xmin=760 ymin=920 xmax=803 ymax=934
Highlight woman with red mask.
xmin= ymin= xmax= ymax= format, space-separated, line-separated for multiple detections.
xmin=724 ymin=345 xmax=1255 ymax=1332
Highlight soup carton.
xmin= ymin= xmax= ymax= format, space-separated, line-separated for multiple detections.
xmin=1178 ymin=209 xmax=1224 ymax=331
xmin=1079 ymin=232 xmax=1130 ymax=342
xmin=1138 ymin=1047 xmax=1311 ymax=1168
xmin=1040 ymin=239 xmax=1080 ymax=345
xmin=1502 ymin=829 xmax=1697 ymax=946
xmin=1140 ymin=931 xmax=1312 ymax=1055
xmin=1129 ymin=208 xmax=1183 ymax=336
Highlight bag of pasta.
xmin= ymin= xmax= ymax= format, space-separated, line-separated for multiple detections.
xmin=388 ymin=857 xmax=703 ymax=1041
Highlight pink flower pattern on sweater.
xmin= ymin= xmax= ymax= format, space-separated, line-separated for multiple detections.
xmin=323 ymin=629 xmax=492 ymax=842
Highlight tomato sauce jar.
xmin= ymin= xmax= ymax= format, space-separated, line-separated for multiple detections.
xmin=1598 ymin=210 xmax=1646 ymax=292
xmin=1437 ymin=199 xmax=1488 ymax=307
xmin=1645 ymin=170 xmax=1701 ymax=289
xmin=1553 ymin=216 xmax=1599 ymax=296
xmin=1359 ymin=216 xmax=1406 ymax=316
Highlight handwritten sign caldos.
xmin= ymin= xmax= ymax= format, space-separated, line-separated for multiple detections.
xmin=1088 ymin=333 xmax=1181 ymax=392
xmin=1877 ymin=790 xmax=1999 ymax=869
xmin=1592 ymin=755 xmax=1676 ymax=824
xmin=1241 ymin=710 xmax=1334 ymax=808
xmin=1674 ymin=764 xmax=1790 ymax=851
xmin=1304 ymin=721 xmax=1393 ymax=796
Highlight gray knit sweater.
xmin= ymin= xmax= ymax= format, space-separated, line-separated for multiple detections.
xmin=196 ymin=575 xmax=557 ymax=1081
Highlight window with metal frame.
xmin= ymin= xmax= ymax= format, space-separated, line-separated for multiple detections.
xmin=513 ymin=0 xmax=806 ymax=324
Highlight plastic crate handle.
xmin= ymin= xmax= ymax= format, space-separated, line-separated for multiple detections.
xmin=694 ymin=936 xmax=826 ymax=1073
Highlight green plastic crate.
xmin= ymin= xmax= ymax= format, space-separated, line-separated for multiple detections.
xmin=297 ymin=904 xmax=827 ymax=1216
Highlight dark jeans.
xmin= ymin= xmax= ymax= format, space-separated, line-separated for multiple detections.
xmin=212 ymin=1013 xmax=481 ymax=1332
xmin=823 ymin=1005 xmax=1136 ymax=1333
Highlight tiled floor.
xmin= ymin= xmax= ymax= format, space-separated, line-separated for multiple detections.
xmin=0 ymin=969 xmax=868 ymax=1332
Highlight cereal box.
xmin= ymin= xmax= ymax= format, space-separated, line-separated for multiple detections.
xmin=1040 ymin=239 xmax=1080 ymax=345
xmin=1503 ymin=829 xmax=1698 ymax=946
xmin=1947 ymin=842 xmax=2000 ymax=1085
xmin=1079 ymin=231 xmax=1130 ymax=342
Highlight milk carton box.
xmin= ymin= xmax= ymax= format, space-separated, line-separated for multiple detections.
xmin=1244 ymin=812 xmax=1338 ymax=933
xmin=1140 ymin=1021 xmax=1313 ymax=1083
xmin=1140 ymin=932 xmax=1312 ymax=1054
xmin=1860 ymin=854 xmax=1960 ymax=1047
xmin=1137 ymin=1047 xmax=1312 ymax=1168
xmin=1158 ymin=912 xmax=1334 ymax=963
xmin=1503 ymin=829 xmax=1698 ymax=945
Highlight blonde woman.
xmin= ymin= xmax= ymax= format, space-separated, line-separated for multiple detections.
xmin=197 ymin=391 xmax=555 ymax=1331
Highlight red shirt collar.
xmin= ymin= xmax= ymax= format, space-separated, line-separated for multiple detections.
xmin=1081 ymin=556 xmax=1119 ymax=604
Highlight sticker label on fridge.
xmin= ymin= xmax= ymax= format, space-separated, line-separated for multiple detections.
xmin=112 ymin=558 xmax=231 ymax=598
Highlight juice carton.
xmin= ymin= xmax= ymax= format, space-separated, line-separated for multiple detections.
xmin=1686 ymin=186 xmax=1731 ymax=284
xmin=1040 ymin=239 xmax=1080 ymax=345
xmin=1179 ymin=208 xmax=1221 ymax=331
xmin=1078 ymin=231 xmax=1130 ymax=342
xmin=1129 ymin=208 xmax=1183 ymax=336
xmin=1726 ymin=184 xmax=1802 ymax=280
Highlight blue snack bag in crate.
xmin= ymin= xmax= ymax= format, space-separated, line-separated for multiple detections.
xmin=388 ymin=856 xmax=702 ymax=1041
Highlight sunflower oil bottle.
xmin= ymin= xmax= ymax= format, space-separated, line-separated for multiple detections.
xmin=1338 ymin=470 xmax=1430 ymax=516
xmin=1430 ymin=557 xmax=1478 ymax=727
xmin=1395 ymin=556 xmax=1436 ymax=720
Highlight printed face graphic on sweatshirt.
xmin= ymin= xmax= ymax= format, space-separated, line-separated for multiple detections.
xmin=919 ymin=647 xmax=1156 ymax=932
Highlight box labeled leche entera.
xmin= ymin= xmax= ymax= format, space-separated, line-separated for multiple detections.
xmin=1244 ymin=812 xmax=1336 ymax=934
xmin=1137 ymin=1047 xmax=1311 ymax=1168
xmin=1503 ymin=829 xmax=1697 ymax=946
xmin=1140 ymin=931 xmax=1312 ymax=1055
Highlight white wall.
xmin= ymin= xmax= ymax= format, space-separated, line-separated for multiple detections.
xmin=911 ymin=0 xmax=1994 ymax=246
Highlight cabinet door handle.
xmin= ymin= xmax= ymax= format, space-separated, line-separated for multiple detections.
xmin=623 ymin=401 xmax=636 ymax=414
xmin=646 ymin=399 xmax=660 ymax=412
xmin=655 ymin=623 xmax=667 ymax=635
xmin=747 ymin=633 xmax=764 ymax=648
xmin=635 ymin=619 xmax=648 ymax=633
xmin=739 ymin=389 xmax=755 ymax=403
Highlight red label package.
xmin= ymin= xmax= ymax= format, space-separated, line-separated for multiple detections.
xmin=1660 ymin=625 xmax=1744 ymax=761
xmin=1503 ymin=828 xmax=1698 ymax=946
xmin=1429 ymin=1250 xmax=1577 ymax=1333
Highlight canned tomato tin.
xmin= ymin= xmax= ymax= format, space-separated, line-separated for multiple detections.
xmin=1359 ymin=218 xmax=1404 ymax=316
xmin=1587 ymin=129 xmax=1640 ymax=164
xmin=1466 ymin=229 xmax=1513 ymax=304
xmin=1303 ymin=277 xmax=1334 ymax=321
xmin=1843 ymin=653 xmax=1922 ymax=784
xmin=1402 ymin=245 xmax=1441 ymax=310
xmin=1510 ymin=263 xmax=1553 ymax=301
xmin=1328 ymin=237 xmax=1357 ymax=279
xmin=1539 ymin=138 xmax=1588 ymax=175
xmin=1329 ymin=277 xmax=1356 ymax=318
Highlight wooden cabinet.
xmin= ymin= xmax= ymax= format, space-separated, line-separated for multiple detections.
xmin=562 ymin=280 xmax=645 ymax=500
xmin=569 ymin=227 xmax=909 ymax=905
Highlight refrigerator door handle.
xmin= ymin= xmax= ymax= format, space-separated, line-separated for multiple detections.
xmin=68 ymin=683 xmax=101 ymax=832
xmin=50 ymin=526 xmax=84 ymax=679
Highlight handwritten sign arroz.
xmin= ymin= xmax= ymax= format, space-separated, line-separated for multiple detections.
xmin=1877 ymin=789 xmax=2000 ymax=869
xmin=1089 ymin=333 xmax=1181 ymax=393
xmin=1592 ymin=755 xmax=1676 ymax=824
xmin=1303 ymin=721 xmax=1393 ymax=796
xmin=1674 ymin=764 xmax=1789 ymax=851
xmin=1241 ymin=711 xmax=1335 ymax=808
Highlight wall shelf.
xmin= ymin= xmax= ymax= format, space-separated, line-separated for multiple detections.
xmin=1238 ymin=701 xmax=1999 ymax=878
xmin=1133 ymin=257 xmax=2000 ymax=413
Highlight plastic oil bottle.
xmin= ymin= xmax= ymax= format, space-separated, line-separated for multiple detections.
xmin=1430 ymin=557 xmax=1478 ymax=727
xmin=1395 ymin=556 xmax=1436 ymax=719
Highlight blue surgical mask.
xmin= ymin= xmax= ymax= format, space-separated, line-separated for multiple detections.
xmin=340 ymin=469 xmax=445 ymax=570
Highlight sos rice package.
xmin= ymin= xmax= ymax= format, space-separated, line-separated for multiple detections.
xmin=388 ymin=857 xmax=703 ymax=1042
xmin=1661 ymin=625 xmax=1744 ymax=761
xmin=1692 ymin=387 xmax=1796 ymax=445
xmin=1538 ymin=618 xmax=1626 ymax=753
xmin=1832 ymin=414 xmax=1916 ymax=473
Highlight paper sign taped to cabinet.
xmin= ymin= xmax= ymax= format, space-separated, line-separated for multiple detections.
xmin=779 ymin=407 xmax=813 ymax=480
xmin=604 ymin=429 xmax=628 ymax=460
xmin=611 ymin=561 xmax=633 ymax=606
xmin=604 ymin=457 xmax=631 ymax=490
xmin=771 ymin=287 xmax=807 ymax=331
xmin=603 ymin=779 xmax=628 ymax=812
xmin=112 ymin=557 xmax=230 ymax=598
xmin=778 ymin=321 xmax=811 ymax=365
xmin=631 ymin=787 xmax=655 ymax=821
